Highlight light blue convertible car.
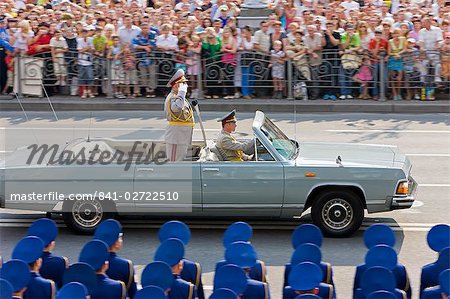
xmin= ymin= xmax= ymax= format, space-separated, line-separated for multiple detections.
xmin=0 ymin=111 xmax=417 ymax=237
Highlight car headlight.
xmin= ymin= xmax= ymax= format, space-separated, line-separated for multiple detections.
xmin=396 ymin=181 xmax=409 ymax=195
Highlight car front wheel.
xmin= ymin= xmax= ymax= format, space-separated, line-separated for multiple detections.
xmin=311 ymin=190 xmax=364 ymax=237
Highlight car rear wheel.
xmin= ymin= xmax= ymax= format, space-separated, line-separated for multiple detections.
xmin=62 ymin=199 xmax=116 ymax=234
xmin=311 ymin=190 xmax=364 ymax=237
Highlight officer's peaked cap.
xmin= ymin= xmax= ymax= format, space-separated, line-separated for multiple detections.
xmin=134 ymin=286 xmax=167 ymax=299
xmin=159 ymin=221 xmax=191 ymax=245
xmin=0 ymin=260 xmax=30 ymax=292
xmin=154 ymin=238 xmax=185 ymax=267
xmin=167 ymin=69 xmax=188 ymax=87
xmin=210 ymin=288 xmax=238 ymax=299
xmin=27 ymin=218 xmax=58 ymax=247
xmin=94 ymin=219 xmax=122 ymax=247
xmin=12 ymin=236 xmax=44 ymax=264
xmin=289 ymin=262 xmax=322 ymax=291
xmin=364 ymin=224 xmax=395 ymax=249
xmin=366 ymin=291 xmax=396 ymax=299
xmin=292 ymin=224 xmax=323 ymax=249
xmin=79 ymin=240 xmax=109 ymax=271
xmin=361 ymin=266 xmax=396 ymax=296
xmin=56 ymin=282 xmax=89 ymax=299
xmin=225 ymin=241 xmax=257 ymax=268
xmin=223 ymin=222 xmax=252 ymax=248
xmin=0 ymin=278 xmax=13 ymax=299
xmin=214 ymin=265 xmax=248 ymax=295
xmin=427 ymin=224 xmax=450 ymax=252
xmin=365 ymin=245 xmax=398 ymax=271
xmin=62 ymin=262 xmax=97 ymax=294
xmin=291 ymin=243 xmax=322 ymax=266
xmin=141 ymin=261 xmax=174 ymax=290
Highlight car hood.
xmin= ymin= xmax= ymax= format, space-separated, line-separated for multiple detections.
xmin=297 ymin=142 xmax=408 ymax=169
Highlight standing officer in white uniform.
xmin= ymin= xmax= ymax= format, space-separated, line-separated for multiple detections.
xmin=164 ymin=69 xmax=195 ymax=161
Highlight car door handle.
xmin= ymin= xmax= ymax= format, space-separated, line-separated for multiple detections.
xmin=202 ymin=168 xmax=220 ymax=173
xmin=137 ymin=168 xmax=155 ymax=172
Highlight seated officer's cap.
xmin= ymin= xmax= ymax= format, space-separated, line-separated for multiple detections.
xmin=440 ymin=269 xmax=450 ymax=296
xmin=218 ymin=110 xmax=237 ymax=124
xmin=12 ymin=236 xmax=44 ymax=264
xmin=291 ymin=243 xmax=321 ymax=266
xmin=135 ymin=286 xmax=167 ymax=299
xmin=225 ymin=241 xmax=257 ymax=268
xmin=154 ymin=238 xmax=185 ymax=267
xmin=159 ymin=221 xmax=191 ymax=245
xmin=79 ymin=240 xmax=109 ymax=271
xmin=93 ymin=219 xmax=122 ymax=247
xmin=223 ymin=222 xmax=252 ymax=248
xmin=56 ymin=282 xmax=88 ymax=299
xmin=289 ymin=262 xmax=322 ymax=291
xmin=210 ymin=288 xmax=238 ymax=299
xmin=0 ymin=260 xmax=30 ymax=292
xmin=295 ymin=295 xmax=321 ymax=299
xmin=364 ymin=224 xmax=395 ymax=249
xmin=167 ymin=69 xmax=188 ymax=87
xmin=361 ymin=266 xmax=396 ymax=297
xmin=141 ymin=261 xmax=174 ymax=290
xmin=27 ymin=218 xmax=58 ymax=247
xmin=365 ymin=245 xmax=397 ymax=271
xmin=0 ymin=278 xmax=13 ymax=299
xmin=63 ymin=262 xmax=97 ymax=294
xmin=366 ymin=291 xmax=396 ymax=299
xmin=291 ymin=224 xmax=323 ymax=249
xmin=427 ymin=224 xmax=450 ymax=252
xmin=214 ymin=265 xmax=248 ymax=295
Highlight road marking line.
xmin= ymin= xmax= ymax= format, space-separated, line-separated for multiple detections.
xmin=419 ymin=184 xmax=450 ymax=187
xmin=326 ymin=130 xmax=450 ymax=133
xmin=406 ymin=154 xmax=450 ymax=157
xmin=0 ymin=127 xmax=220 ymax=131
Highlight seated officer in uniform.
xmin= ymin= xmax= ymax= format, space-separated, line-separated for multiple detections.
xmin=79 ymin=240 xmax=126 ymax=299
xmin=0 ymin=259 xmax=31 ymax=299
xmin=56 ymin=282 xmax=88 ymax=299
xmin=1 ymin=278 xmax=14 ymax=299
xmin=62 ymin=262 xmax=97 ymax=297
xmin=215 ymin=222 xmax=267 ymax=283
xmin=27 ymin=218 xmax=68 ymax=289
xmin=358 ymin=267 xmax=407 ymax=299
xmin=93 ymin=219 xmax=137 ymax=298
xmin=159 ymin=221 xmax=204 ymax=299
xmin=283 ymin=262 xmax=332 ymax=299
xmin=421 ymin=269 xmax=450 ymax=299
xmin=135 ymin=286 xmax=167 ymax=299
xmin=284 ymin=224 xmax=334 ymax=289
xmin=12 ymin=236 xmax=56 ymax=299
xmin=141 ymin=261 xmax=173 ymax=297
xmin=421 ymin=246 xmax=450 ymax=298
xmin=210 ymin=288 xmax=239 ymax=299
xmin=216 ymin=110 xmax=254 ymax=161
xmin=154 ymin=238 xmax=197 ymax=299
xmin=353 ymin=224 xmax=411 ymax=298
xmin=224 ymin=241 xmax=270 ymax=299
xmin=213 ymin=264 xmax=247 ymax=298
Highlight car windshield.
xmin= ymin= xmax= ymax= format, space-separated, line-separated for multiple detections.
xmin=260 ymin=117 xmax=297 ymax=160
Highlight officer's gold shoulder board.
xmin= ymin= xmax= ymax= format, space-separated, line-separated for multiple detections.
xmin=195 ymin=262 xmax=201 ymax=288
xmin=326 ymin=263 xmax=331 ymax=284
xmin=264 ymin=283 xmax=268 ymax=299
xmin=404 ymin=270 xmax=410 ymax=292
xmin=50 ymin=280 xmax=56 ymax=299
xmin=188 ymin=283 xmax=194 ymax=299
xmin=126 ymin=259 xmax=134 ymax=289
xmin=119 ymin=281 xmax=126 ymax=299
xmin=328 ymin=285 xmax=333 ymax=299
xmin=260 ymin=260 xmax=267 ymax=283
xmin=63 ymin=256 xmax=69 ymax=269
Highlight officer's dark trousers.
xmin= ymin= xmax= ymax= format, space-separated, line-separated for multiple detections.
xmin=0 ymin=49 xmax=7 ymax=92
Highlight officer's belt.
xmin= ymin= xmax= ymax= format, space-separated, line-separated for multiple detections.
xmin=168 ymin=121 xmax=195 ymax=127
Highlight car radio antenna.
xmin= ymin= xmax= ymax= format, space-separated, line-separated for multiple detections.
xmin=87 ymin=111 xmax=93 ymax=142
xmin=41 ymin=82 xmax=58 ymax=121
xmin=14 ymin=92 xmax=39 ymax=145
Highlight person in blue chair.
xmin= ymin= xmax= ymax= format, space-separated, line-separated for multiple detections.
xmin=141 ymin=261 xmax=174 ymax=297
xmin=224 ymin=242 xmax=270 ymax=299
xmin=215 ymin=222 xmax=267 ymax=283
xmin=0 ymin=278 xmax=14 ymax=299
xmin=359 ymin=267 xmax=407 ymax=299
xmin=154 ymin=238 xmax=197 ymax=299
xmin=210 ymin=288 xmax=239 ymax=299
xmin=284 ymin=224 xmax=334 ymax=288
xmin=27 ymin=218 xmax=69 ymax=289
xmin=62 ymin=262 xmax=97 ymax=297
xmin=421 ymin=246 xmax=450 ymax=298
xmin=283 ymin=262 xmax=334 ymax=299
xmin=135 ymin=286 xmax=168 ymax=299
xmin=422 ymin=269 xmax=450 ymax=299
xmin=93 ymin=219 xmax=137 ymax=298
xmin=12 ymin=236 xmax=56 ymax=299
xmin=295 ymin=295 xmax=321 ymax=299
xmin=159 ymin=220 xmax=204 ymax=299
xmin=79 ymin=240 xmax=126 ymax=299
xmin=56 ymin=282 xmax=88 ymax=299
xmin=354 ymin=224 xmax=411 ymax=298
xmin=367 ymin=291 xmax=397 ymax=299
xmin=421 ymin=224 xmax=450 ymax=295
xmin=213 ymin=264 xmax=247 ymax=298
xmin=0 ymin=260 xmax=31 ymax=299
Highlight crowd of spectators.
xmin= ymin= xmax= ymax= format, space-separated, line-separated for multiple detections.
xmin=0 ymin=0 xmax=449 ymax=100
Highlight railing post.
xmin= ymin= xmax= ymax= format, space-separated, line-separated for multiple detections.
xmin=287 ymin=58 xmax=293 ymax=100
xmin=106 ymin=58 xmax=113 ymax=98
xmin=17 ymin=53 xmax=23 ymax=97
xmin=379 ymin=51 xmax=387 ymax=101
xmin=197 ymin=54 xmax=203 ymax=100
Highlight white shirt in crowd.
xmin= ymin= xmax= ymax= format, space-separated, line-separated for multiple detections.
xmin=50 ymin=36 xmax=68 ymax=58
xmin=77 ymin=37 xmax=94 ymax=66
xmin=117 ymin=25 xmax=142 ymax=46
xmin=14 ymin=0 xmax=26 ymax=9
xmin=156 ymin=34 xmax=179 ymax=50
xmin=340 ymin=0 xmax=360 ymax=17
xmin=13 ymin=30 xmax=34 ymax=52
xmin=418 ymin=26 xmax=443 ymax=51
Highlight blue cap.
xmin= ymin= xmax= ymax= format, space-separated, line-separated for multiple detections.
xmin=289 ymin=262 xmax=322 ymax=291
xmin=292 ymin=224 xmax=323 ymax=249
xmin=27 ymin=218 xmax=58 ymax=247
xmin=134 ymin=286 xmax=167 ymax=299
xmin=141 ymin=261 xmax=174 ymax=291
xmin=0 ymin=278 xmax=13 ymax=299
xmin=223 ymin=222 xmax=252 ymax=248
xmin=214 ymin=265 xmax=247 ymax=295
xmin=225 ymin=241 xmax=257 ymax=268
xmin=210 ymin=288 xmax=238 ymax=299
xmin=295 ymin=295 xmax=321 ymax=299
xmin=437 ymin=247 xmax=450 ymax=267
xmin=0 ymin=260 xmax=30 ymax=292
xmin=361 ymin=267 xmax=396 ymax=296
xmin=94 ymin=219 xmax=122 ymax=247
xmin=291 ymin=243 xmax=322 ymax=266
xmin=159 ymin=221 xmax=191 ymax=245
xmin=365 ymin=245 xmax=398 ymax=270
xmin=440 ymin=269 xmax=450 ymax=296
xmin=364 ymin=224 xmax=396 ymax=249
xmin=63 ymin=262 xmax=97 ymax=294
xmin=366 ymin=291 xmax=396 ymax=299
xmin=12 ymin=236 xmax=44 ymax=263
xmin=79 ymin=240 xmax=109 ymax=271
xmin=154 ymin=238 xmax=185 ymax=267
xmin=56 ymin=282 xmax=88 ymax=299
xmin=427 ymin=224 xmax=450 ymax=252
